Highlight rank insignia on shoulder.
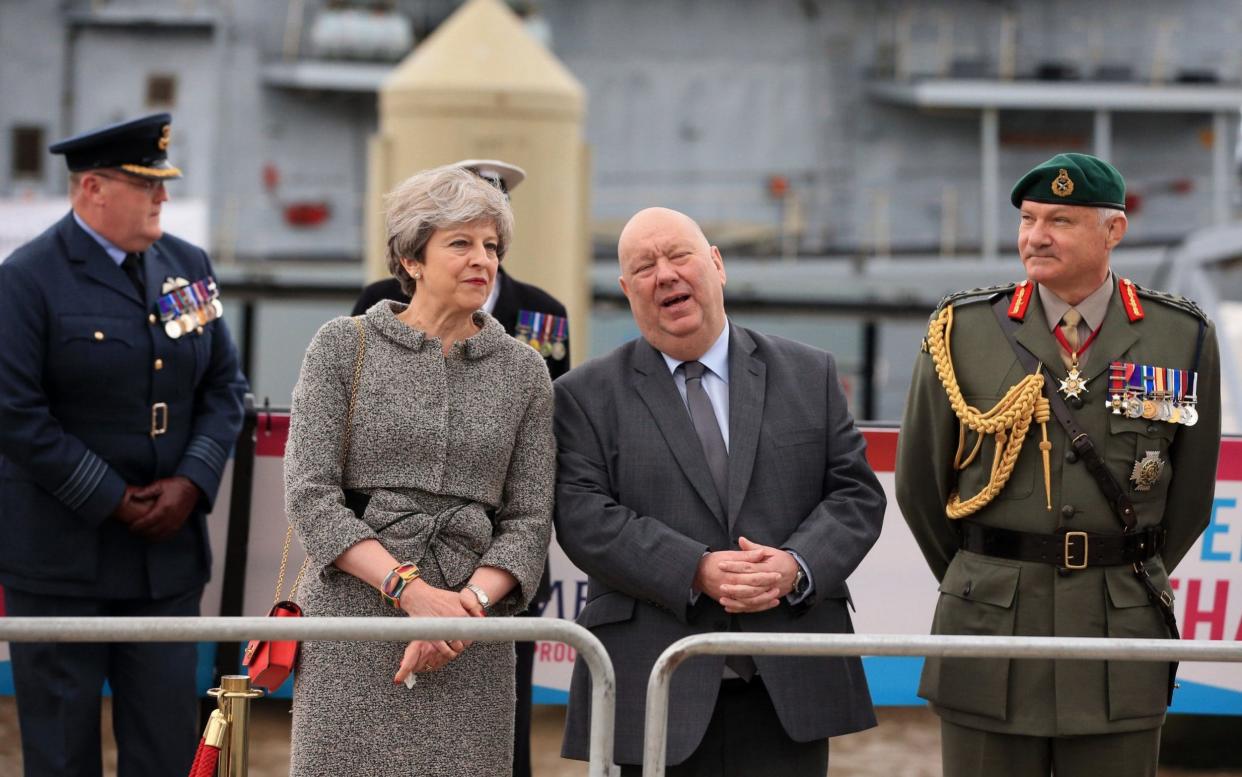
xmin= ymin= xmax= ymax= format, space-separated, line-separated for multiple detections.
xmin=1008 ymin=280 xmax=1033 ymax=321
xmin=1117 ymin=278 xmax=1144 ymax=322
xmin=516 ymin=309 xmax=568 ymax=360
xmin=934 ymin=282 xmax=1018 ymax=316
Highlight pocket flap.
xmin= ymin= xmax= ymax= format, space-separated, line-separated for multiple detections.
xmin=1105 ymin=565 xmax=1166 ymax=609
xmin=1109 ymin=413 xmax=1176 ymax=441
xmin=576 ymin=591 xmax=636 ymax=628
xmin=939 ymin=551 xmax=1020 ymax=608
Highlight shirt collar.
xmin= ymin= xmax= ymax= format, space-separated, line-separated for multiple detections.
xmin=1038 ymin=274 xmax=1114 ymax=332
xmin=72 ymin=211 xmax=127 ymax=266
xmin=660 ymin=320 xmax=731 ymax=383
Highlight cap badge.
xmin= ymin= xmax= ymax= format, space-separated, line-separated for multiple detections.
xmin=158 ymin=124 xmax=171 ymax=151
xmin=1052 ymin=168 xmax=1075 ymax=197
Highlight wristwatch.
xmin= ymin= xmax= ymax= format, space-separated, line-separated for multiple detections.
xmin=792 ymin=567 xmax=808 ymax=597
xmin=464 ymin=582 xmax=491 ymax=611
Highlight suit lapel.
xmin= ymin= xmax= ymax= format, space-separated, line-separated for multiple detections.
xmin=60 ymin=214 xmax=142 ymax=305
xmin=631 ymin=340 xmax=727 ymax=526
xmin=726 ymin=325 xmax=765 ymax=534
xmin=144 ymin=241 xmax=175 ymax=307
xmin=490 ymin=269 xmax=520 ymax=333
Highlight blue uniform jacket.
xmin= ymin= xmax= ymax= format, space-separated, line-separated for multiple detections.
xmin=0 ymin=212 xmax=247 ymax=598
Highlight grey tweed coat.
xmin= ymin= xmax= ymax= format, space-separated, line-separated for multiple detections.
xmin=284 ymin=301 xmax=554 ymax=776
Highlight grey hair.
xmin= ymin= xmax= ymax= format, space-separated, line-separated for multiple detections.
xmin=1098 ymin=207 xmax=1125 ymax=225
xmin=384 ymin=165 xmax=514 ymax=296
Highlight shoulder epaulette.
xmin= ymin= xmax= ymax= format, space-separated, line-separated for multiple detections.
xmin=1129 ymin=281 xmax=1210 ymax=323
xmin=932 ymin=282 xmax=1018 ymax=316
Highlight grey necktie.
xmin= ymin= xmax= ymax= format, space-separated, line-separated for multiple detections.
xmin=681 ymin=361 xmax=728 ymax=513
xmin=681 ymin=361 xmax=756 ymax=682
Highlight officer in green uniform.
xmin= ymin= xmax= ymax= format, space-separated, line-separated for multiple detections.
xmin=895 ymin=153 xmax=1221 ymax=777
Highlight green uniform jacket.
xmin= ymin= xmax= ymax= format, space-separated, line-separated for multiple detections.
xmin=895 ymin=280 xmax=1221 ymax=737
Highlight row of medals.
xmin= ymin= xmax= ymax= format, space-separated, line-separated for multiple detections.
xmin=1106 ymin=361 xmax=1199 ymax=426
xmin=158 ymin=277 xmax=223 ymax=339
xmin=1060 ymin=363 xmax=1199 ymax=426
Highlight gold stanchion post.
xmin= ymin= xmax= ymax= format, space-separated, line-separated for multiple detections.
xmin=209 ymin=675 xmax=263 ymax=777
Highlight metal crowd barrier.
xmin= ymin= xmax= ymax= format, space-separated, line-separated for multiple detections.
xmin=643 ymin=633 xmax=1242 ymax=776
xmin=0 ymin=616 xmax=620 ymax=777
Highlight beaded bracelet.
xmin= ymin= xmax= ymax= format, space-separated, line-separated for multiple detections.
xmin=380 ymin=561 xmax=420 ymax=608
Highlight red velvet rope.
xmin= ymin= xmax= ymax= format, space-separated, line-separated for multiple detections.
xmin=186 ymin=737 xmax=221 ymax=777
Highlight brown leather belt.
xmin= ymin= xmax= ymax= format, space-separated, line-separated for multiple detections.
xmin=960 ymin=522 xmax=1163 ymax=570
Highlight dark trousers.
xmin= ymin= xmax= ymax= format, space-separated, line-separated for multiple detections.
xmin=4 ymin=586 xmax=202 ymax=777
xmin=941 ymin=719 xmax=1161 ymax=777
xmin=621 ymin=677 xmax=829 ymax=777
xmin=513 ymin=638 xmax=536 ymax=777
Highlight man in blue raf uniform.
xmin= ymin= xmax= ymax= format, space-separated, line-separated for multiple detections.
xmin=0 ymin=113 xmax=247 ymax=777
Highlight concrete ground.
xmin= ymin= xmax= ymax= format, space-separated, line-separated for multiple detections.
xmin=1 ymin=698 xmax=1239 ymax=776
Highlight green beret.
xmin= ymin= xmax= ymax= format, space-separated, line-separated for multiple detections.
xmin=1009 ymin=152 xmax=1125 ymax=210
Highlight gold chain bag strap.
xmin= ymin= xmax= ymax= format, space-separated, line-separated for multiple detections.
xmin=243 ymin=316 xmax=367 ymax=691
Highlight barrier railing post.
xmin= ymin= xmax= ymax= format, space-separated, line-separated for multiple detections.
xmin=208 ymin=675 xmax=263 ymax=777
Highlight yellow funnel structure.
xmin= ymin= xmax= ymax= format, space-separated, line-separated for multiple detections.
xmin=367 ymin=0 xmax=589 ymax=358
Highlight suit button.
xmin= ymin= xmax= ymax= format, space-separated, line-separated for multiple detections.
xmin=148 ymin=313 xmax=157 ymax=325
xmin=1061 ymin=505 xmax=1076 ymax=520
xmin=1065 ymin=449 xmax=1079 ymax=464
xmin=1068 ymin=395 xmax=1084 ymax=410
xmin=1146 ymin=424 xmax=1159 ymax=434
xmin=93 ymin=330 xmax=104 ymax=341
xmin=961 ymin=581 xmax=972 ymax=597
xmin=154 ymin=358 xmax=164 ymax=371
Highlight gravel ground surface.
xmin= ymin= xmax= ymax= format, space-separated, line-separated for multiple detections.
xmin=1 ymin=698 xmax=1239 ymax=776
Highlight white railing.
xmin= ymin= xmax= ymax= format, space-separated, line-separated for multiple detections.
xmin=0 ymin=616 xmax=620 ymax=777
xmin=643 ymin=633 xmax=1242 ymax=776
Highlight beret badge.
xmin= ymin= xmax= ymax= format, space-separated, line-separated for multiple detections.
xmin=1052 ymin=168 xmax=1074 ymax=198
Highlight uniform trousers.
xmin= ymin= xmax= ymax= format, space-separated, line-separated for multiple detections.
xmin=941 ymin=719 xmax=1161 ymax=777
xmin=620 ymin=677 xmax=829 ymax=777
xmin=4 ymin=585 xmax=202 ymax=777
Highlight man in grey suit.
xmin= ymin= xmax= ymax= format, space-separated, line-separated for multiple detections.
xmin=554 ymin=207 xmax=885 ymax=774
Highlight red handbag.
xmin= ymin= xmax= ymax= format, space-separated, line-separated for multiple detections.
xmin=242 ymin=600 xmax=304 ymax=692
xmin=243 ymin=316 xmax=367 ymax=693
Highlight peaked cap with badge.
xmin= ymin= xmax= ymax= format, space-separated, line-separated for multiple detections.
xmin=0 ymin=112 xmax=245 ymax=775
xmin=896 ymin=153 xmax=1221 ymax=774
xmin=49 ymin=111 xmax=183 ymax=179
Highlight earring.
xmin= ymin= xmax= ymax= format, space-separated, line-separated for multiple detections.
xmin=412 ymin=271 xmax=421 ymax=281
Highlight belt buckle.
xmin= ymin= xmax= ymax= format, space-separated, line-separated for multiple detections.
xmin=150 ymin=402 xmax=169 ymax=437
xmin=1063 ymin=531 xmax=1089 ymax=570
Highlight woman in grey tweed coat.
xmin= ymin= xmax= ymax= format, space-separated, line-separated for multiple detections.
xmin=284 ymin=165 xmax=553 ymax=776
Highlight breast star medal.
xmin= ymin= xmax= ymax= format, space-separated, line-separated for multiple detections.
xmin=1130 ymin=451 xmax=1165 ymax=492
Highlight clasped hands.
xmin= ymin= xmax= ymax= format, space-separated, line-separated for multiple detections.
xmin=111 ymin=476 xmax=200 ymax=541
xmin=392 ymin=581 xmax=486 ymax=686
xmin=694 ymin=536 xmax=801 ymax=613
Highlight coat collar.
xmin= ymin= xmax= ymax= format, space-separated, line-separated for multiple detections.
xmin=364 ymin=300 xmax=509 ymax=360
xmin=1015 ymin=281 xmax=1138 ymax=386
